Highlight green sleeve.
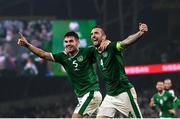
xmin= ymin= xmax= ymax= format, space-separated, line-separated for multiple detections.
xmin=52 ymin=52 xmax=63 ymax=63
xmin=168 ymin=92 xmax=179 ymax=109
xmin=174 ymin=97 xmax=180 ymax=109
xmin=152 ymin=96 xmax=158 ymax=111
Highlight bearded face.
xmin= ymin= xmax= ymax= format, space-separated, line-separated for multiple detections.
xmin=91 ymin=28 xmax=105 ymax=47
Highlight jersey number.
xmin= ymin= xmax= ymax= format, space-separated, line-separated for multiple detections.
xmin=73 ymin=60 xmax=79 ymax=71
xmin=100 ymin=59 xmax=106 ymax=70
xmin=100 ymin=59 xmax=104 ymax=67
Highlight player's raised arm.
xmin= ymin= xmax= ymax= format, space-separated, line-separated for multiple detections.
xmin=17 ymin=32 xmax=54 ymax=61
xmin=119 ymin=23 xmax=148 ymax=48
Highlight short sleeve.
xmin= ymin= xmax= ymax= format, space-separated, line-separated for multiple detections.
xmin=52 ymin=52 xmax=63 ymax=63
xmin=116 ymin=41 xmax=124 ymax=51
xmin=110 ymin=41 xmax=124 ymax=54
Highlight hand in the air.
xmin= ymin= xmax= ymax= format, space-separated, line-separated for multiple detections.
xmin=17 ymin=32 xmax=30 ymax=47
xmin=139 ymin=23 xmax=148 ymax=33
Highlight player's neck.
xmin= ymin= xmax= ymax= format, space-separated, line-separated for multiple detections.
xmin=96 ymin=39 xmax=107 ymax=53
xmin=69 ymin=49 xmax=79 ymax=57
xmin=158 ymin=90 xmax=165 ymax=95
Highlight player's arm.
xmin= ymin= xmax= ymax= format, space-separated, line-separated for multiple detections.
xmin=118 ymin=23 xmax=148 ymax=49
xmin=17 ymin=32 xmax=54 ymax=61
xmin=98 ymin=40 xmax=111 ymax=51
xmin=168 ymin=109 xmax=176 ymax=115
xmin=149 ymin=98 xmax=156 ymax=109
xmin=170 ymin=94 xmax=180 ymax=109
xmin=174 ymin=97 xmax=180 ymax=109
xmin=149 ymin=97 xmax=160 ymax=112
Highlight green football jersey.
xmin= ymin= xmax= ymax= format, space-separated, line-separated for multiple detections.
xmin=166 ymin=89 xmax=180 ymax=109
xmin=93 ymin=42 xmax=133 ymax=96
xmin=52 ymin=47 xmax=99 ymax=97
xmin=153 ymin=90 xmax=176 ymax=118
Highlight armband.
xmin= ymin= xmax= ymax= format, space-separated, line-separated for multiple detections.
xmin=116 ymin=42 xmax=124 ymax=51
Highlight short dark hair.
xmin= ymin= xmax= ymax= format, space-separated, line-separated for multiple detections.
xmin=64 ymin=31 xmax=79 ymax=39
xmin=92 ymin=25 xmax=105 ymax=34
xmin=157 ymin=81 xmax=164 ymax=84
xmin=92 ymin=25 xmax=104 ymax=29
xmin=92 ymin=25 xmax=109 ymax=39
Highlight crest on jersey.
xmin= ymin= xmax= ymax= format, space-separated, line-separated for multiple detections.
xmin=77 ymin=56 xmax=83 ymax=62
xmin=102 ymin=52 xmax=108 ymax=58
xmin=163 ymin=96 xmax=167 ymax=101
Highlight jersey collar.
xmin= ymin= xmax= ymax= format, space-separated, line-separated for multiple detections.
xmin=158 ymin=90 xmax=165 ymax=96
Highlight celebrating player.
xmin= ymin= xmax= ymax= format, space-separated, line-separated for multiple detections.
xmin=90 ymin=23 xmax=148 ymax=118
xmin=149 ymin=81 xmax=177 ymax=118
xmin=17 ymin=31 xmax=110 ymax=118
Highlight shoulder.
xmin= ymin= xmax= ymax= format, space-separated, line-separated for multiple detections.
xmin=79 ymin=47 xmax=94 ymax=52
xmin=168 ymin=89 xmax=175 ymax=96
xmin=153 ymin=93 xmax=159 ymax=98
xmin=108 ymin=41 xmax=124 ymax=49
xmin=153 ymin=93 xmax=157 ymax=97
xmin=87 ymin=45 xmax=95 ymax=50
xmin=165 ymin=90 xmax=173 ymax=97
xmin=106 ymin=41 xmax=124 ymax=53
xmin=78 ymin=47 xmax=95 ymax=58
xmin=52 ymin=51 xmax=66 ymax=61
xmin=53 ymin=51 xmax=65 ymax=56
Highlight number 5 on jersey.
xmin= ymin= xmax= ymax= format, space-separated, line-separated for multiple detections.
xmin=73 ymin=60 xmax=79 ymax=71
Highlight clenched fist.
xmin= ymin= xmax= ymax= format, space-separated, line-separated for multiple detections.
xmin=139 ymin=23 xmax=148 ymax=33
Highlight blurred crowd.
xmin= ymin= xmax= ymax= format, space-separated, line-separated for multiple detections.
xmin=0 ymin=20 xmax=53 ymax=77
xmin=0 ymin=20 xmax=179 ymax=77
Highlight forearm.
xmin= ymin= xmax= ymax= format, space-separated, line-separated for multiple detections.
xmin=149 ymin=102 xmax=156 ymax=109
xmin=26 ymin=43 xmax=53 ymax=61
xmin=168 ymin=109 xmax=176 ymax=115
xmin=120 ymin=31 xmax=144 ymax=48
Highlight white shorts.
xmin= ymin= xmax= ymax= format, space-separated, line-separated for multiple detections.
xmin=97 ymin=88 xmax=142 ymax=118
xmin=74 ymin=91 xmax=102 ymax=116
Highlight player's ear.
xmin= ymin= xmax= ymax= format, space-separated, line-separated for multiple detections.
xmin=102 ymin=34 xmax=107 ymax=40
xmin=76 ymin=39 xmax=80 ymax=43
xmin=76 ymin=39 xmax=80 ymax=47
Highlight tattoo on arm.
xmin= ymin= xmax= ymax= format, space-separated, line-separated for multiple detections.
xmin=120 ymin=31 xmax=144 ymax=48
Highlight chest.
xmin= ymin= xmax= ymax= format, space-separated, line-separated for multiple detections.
xmin=63 ymin=54 xmax=89 ymax=71
xmin=97 ymin=51 xmax=111 ymax=67
xmin=155 ymin=95 xmax=169 ymax=106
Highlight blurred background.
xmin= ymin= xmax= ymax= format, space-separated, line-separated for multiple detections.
xmin=0 ymin=0 xmax=179 ymax=117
